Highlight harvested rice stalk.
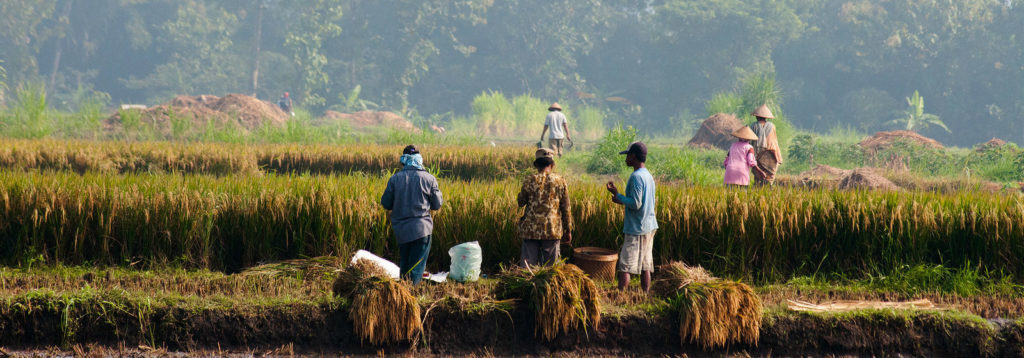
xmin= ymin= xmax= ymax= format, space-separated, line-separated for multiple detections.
xmin=349 ymin=277 xmax=423 ymax=345
xmin=673 ymin=280 xmax=762 ymax=349
xmin=241 ymin=256 xmax=345 ymax=281
xmin=333 ymin=258 xmax=421 ymax=344
xmin=652 ymin=261 xmax=715 ymax=298
xmin=332 ymin=258 xmax=390 ymax=298
xmin=495 ymin=263 xmax=601 ymax=341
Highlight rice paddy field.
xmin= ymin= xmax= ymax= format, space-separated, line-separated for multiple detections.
xmin=2 ymin=138 xmax=1024 ymax=356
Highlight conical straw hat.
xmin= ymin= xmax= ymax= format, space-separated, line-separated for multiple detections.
xmin=548 ymin=102 xmax=562 ymax=111
xmin=751 ymin=104 xmax=775 ymax=119
xmin=732 ymin=126 xmax=758 ymax=141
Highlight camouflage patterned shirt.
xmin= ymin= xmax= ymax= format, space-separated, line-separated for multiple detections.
xmin=516 ymin=172 xmax=572 ymax=240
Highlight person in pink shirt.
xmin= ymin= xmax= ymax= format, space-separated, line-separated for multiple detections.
xmin=723 ymin=127 xmax=759 ymax=187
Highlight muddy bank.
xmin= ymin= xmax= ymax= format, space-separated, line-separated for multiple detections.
xmin=1 ymin=294 xmax=1022 ymax=357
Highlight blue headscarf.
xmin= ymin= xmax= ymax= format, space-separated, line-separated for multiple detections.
xmin=400 ymin=153 xmax=424 ymax=170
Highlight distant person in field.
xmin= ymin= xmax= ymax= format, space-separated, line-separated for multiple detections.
xmin=516 ymin=148 xmax=573 ymax=267
xmin=381 ymin=145 xmax=443 ymax=285
xmin=748 ymin=104 xmax=783 ymax=186
xmin=605 ymin=141 xmax=658 ymax=293
xmin=278 ymin=92 xmax=293 ymax=116
xmin=723 ymin=126 xmax=759 ymax=187
xmin=539 ymin=102 xmax=571 ymax=157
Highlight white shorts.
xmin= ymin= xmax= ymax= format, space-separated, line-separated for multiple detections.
xmin=616 ymin=230 xmax=655 ymax=275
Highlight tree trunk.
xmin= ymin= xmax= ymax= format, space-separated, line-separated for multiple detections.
xmin=251 ymin=0 xmax=265 ymax=96
xmin=48 ymin=0 xmax=74 ymax=91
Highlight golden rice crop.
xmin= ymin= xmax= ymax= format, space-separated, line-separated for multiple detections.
xmin=495 ymin=263 xmax=601 ymax=341
xmin=0 ymin=138 xmax=532 ymax=179
xmin=0 ymin=170 xmax=1023 ymax=281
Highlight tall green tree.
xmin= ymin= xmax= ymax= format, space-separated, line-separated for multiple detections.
xmin=284 ymin=0 xmax=342 ymax=110
xmin=0 ymin=0 xmax=58 ymax=85
xmin=123 ymin=0 xmax=245 ymax=101
xmin=0 ymin=60 xmax=8 ymax=106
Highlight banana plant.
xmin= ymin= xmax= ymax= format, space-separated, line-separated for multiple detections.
xmin=885 ymin=90 xmax=951 ymax=133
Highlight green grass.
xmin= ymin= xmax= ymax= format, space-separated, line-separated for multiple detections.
xmin=777 ymin=264 xmax=1024 ymax=298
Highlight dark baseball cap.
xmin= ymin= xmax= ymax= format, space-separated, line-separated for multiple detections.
xmin=403 ymin=145 xmax=419 ymax=155
xmin=618 ymin=141 xmax=647 ymax=156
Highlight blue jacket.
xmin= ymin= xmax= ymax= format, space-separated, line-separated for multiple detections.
xmin=615 ymin=168 xmax=658 ymax=235
xmin=381 ymin=168 xmax=443 ymax=244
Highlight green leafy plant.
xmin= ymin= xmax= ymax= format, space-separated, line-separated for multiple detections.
xmin=886 ymin=90 xmax=951 ymax=133
xmin=333 ymin=85 xmax=379 ymax=112
xmin=5 ymin=83 xmax=52 ymax=139
xmin=705 ymin=92 xmax=744 ymax=118
xmin=586 ymin=124 xmax=638 ymax=174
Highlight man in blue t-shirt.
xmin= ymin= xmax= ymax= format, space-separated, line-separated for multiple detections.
xmin=605 ymin=141 xmax=658 ymax=292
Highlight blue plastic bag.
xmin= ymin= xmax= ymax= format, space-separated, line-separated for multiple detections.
xmin=448 ymin=241 xmax=482 ymax=282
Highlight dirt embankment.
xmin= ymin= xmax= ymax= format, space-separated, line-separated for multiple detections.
xmin=1 ymin=300 xmax=1020 ymax=357
xmin=320 ymin=110 xmax=420 ymax=133
xmin=688 ymin=113 xmax=744 ymax=150
xmin=106 ymin=94 xmax=290 ymax=136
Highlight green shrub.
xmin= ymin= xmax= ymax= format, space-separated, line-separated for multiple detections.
xmin=586 ymin=124 xmax=638 ymax=174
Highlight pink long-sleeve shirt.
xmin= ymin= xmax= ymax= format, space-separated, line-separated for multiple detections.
xmin=723 ymin=141 xmax=757 ymax=186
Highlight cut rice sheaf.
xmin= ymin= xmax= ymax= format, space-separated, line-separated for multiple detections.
xmin=496 ymin=263 xmax=601 ymax=341
xmin=653 ymin=261 xmax=763 ymax=348
xmin=333 ymin=257 xmax=422 ymax=345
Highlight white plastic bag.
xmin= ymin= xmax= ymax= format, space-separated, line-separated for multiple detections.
xmin=350 ymin=249 xmax=400 ymax=279
xmin=448 ymin=241 xmax=482 ymax=282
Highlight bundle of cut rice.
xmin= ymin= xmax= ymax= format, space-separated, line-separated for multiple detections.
xmin=651 ymin=261 xmax=715 ymax=297
xmin=653 ymin=261 xmax=762 ymax=349
xmin=496 ymin=263 xmax=601 ymax=341
xmin=332 ymin=258 xmax=422 ymax=344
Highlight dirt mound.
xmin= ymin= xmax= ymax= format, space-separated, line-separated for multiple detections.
xmin=322 ymin=110 xmax=420 ymax=133
xmin=687 ymin=113 xmax=744 ymax=150
xmin=793 ymin=165 xmax=852 ymax=189
xmin=800 ymin=165 xmax=852 ymax=179
xmin=838 ymin=168 xmax=899 ymax=191
xmin=209 ymin=94 xmax=290 ymax=129
xmin=976 ymin=138 xmax=1007 ymax=152
xmin=859 ymin=131 xmax=943 ymax=151
xmin=106 ymin=94 xmax=289 ymax=135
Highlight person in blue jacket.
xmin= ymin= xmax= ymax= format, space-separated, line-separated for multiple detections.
xmin=381 ymin=145 xmax=443 ymax=284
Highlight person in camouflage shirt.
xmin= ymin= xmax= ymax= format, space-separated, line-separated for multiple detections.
xmin=516 ymin=148 xmax=573 ymax=267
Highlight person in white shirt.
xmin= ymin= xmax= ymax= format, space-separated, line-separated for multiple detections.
xmin=539 ymin=102 xmax=571 ymax=157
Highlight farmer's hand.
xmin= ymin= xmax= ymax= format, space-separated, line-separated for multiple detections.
xmin=562 ymin=231 xmax=572 ymax=245
xmin=605 ymin=181 xmax=618 ymax=195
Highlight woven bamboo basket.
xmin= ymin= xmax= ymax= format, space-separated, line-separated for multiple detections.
xmin=572 ymin=247 xmax=618 ymax=281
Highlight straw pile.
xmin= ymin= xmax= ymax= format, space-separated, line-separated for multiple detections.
xmin=332 ymin=258 xmax=422 ymax=345
xmin=652 ymin=262 xmax=715 ymax=297
xmin=240 ymin=256 xmax=345 ymax=281
xmin=495 ymin=263 xmax=601 ymax=341
xmin=653 ymin=262 xmax=762 ymax=349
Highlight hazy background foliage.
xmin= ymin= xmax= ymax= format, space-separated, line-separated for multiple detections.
xmin=0 ymin=0 xmax=1022 ymax=145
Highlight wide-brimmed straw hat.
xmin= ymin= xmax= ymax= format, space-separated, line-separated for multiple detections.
xmin=548 ymin=102 xmax=562 ymax=111
xmin=731 ymin=126 xmax=758 ymax=141
xmin=751 ymin=104 xmax=775 ymax=119
xmin=535 ymin=148 xmax=555 ymax=159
